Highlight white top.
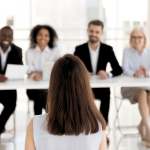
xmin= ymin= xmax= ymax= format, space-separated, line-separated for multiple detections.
xmin=88 ymin=42 xmax=112 ymax=77
xmin=122 ymin=47 xmax=150 ymax=77
xmin=88 ymin=42 xmax=100 ymax=74
xmin=0 ymin=46 xmax=11 ymax=71
xmin=33 ymin=114 xmax=102 ymax=150
xmin=26 ymin=45 xmax=62 ymax=73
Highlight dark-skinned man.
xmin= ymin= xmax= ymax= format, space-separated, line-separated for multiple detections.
xmin=0 ymin=26 xmax=23 ymax=135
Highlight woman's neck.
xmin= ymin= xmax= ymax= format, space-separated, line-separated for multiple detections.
xmin=135 ymin=47 xmax=144 ymax=56
xmin=38 ymin=45 xmax=46 ymax=52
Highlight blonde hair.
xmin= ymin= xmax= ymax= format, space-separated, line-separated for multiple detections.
xmin=129 ymin=26 xmax=149 ymax=48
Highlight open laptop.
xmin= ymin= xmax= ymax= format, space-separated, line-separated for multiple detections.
xmin=42 ymin=62 xmax=54 ymax=81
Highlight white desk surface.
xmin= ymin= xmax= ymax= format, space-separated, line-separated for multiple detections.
xmin=0 ymin=75 xmax=150 ymax=90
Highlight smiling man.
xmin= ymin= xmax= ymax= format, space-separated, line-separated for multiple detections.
xmin=0 ymin=26 xmax=23 ymax=135
xmin=74 ymin=20 xmax=122 ymax=146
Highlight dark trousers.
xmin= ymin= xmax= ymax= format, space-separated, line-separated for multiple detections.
xmin=0 ymin=90 xmax=17 ymax=134
xmin=92 ymin=88 xmax=110 ymax=124
xmin=26 ymin=89 xmax=47 ymax=115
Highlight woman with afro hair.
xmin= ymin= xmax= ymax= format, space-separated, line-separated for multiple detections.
xmin=26 ymin=25 xmax=63 ymax=115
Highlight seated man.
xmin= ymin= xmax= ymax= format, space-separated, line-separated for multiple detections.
xmin=0 ymin=26 xmax=23 ymax=134
xmin=74 ymin=20 xmax=122 ymax=146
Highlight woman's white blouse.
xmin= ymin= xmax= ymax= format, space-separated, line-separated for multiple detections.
xmin=33 ymin=114 xmax=103 ymax=150
xmin=26 ymin=45 xmax=62 ymax=73
xmin=122 ymin=47 xmax=150 ymax=77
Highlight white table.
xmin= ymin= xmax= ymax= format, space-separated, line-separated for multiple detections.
xmin=1 ymin=75 xmax=149 ymax=136
xmin=0 ymin=75 xmax=150 ymax=90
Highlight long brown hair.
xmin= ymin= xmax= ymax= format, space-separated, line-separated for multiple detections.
xmin=46 ymin=54 xmax=106 ymax=135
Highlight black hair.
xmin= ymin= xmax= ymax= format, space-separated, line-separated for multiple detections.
xmin=29 ymin=25 xmax=58 ymax=49
xmin=0 ymin=26 xmax=13 ymax=33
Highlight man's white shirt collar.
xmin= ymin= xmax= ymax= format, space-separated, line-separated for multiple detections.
xmin=88 ymin=42 xmax=100 ymax=74
xmin=0 ymin=46 xmax=11 ymax=54
xmin=0 ymin=45 xmax=11 ymax=71
xmin=88 ymin=42 xmax=100 ymax=53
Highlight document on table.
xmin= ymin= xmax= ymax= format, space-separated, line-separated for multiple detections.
xmin=5 ymin=64 xmax=28 ymax=80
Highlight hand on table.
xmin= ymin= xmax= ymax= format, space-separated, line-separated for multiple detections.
xmin=98 ymin=70 xmax=109 ymax=79
xmin=0 ymin=74 xmax=7 ymax=82
xmin=33 ymin=74 xmax=41 ymax=81
xmin=30 ymin=71 xmax=42 ymax=81
xmin=134 ymin=70 xmax=144 ymax=78
xmin=140 ymin=66 xmax=149 ymax=77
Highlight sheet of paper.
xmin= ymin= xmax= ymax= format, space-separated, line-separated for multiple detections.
xmin=5 ymin=64 xmax=28 ymax=80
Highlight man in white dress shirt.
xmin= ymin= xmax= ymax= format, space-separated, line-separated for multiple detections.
xmin=0 ymin=26 xmax=23 ymax=135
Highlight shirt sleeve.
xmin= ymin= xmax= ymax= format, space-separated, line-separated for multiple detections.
xmin=107 ymin=72 xmax=113 ymax=78
xmin=122 ymin=49 xmax=135 ymax=76
xmin=25 ymin=50 xmax=36 ymax=74
xmin=108 ymin=47 xmax=122 ymax=77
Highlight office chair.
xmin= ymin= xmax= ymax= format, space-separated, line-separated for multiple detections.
xmin=0 ymin=104 xmax=16 ymax=142
xmin=113 ymin=87 xmax=139 ymax=136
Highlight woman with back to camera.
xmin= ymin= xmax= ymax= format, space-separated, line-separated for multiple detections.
xmin=26 ymin=25 xmax=63 ymax=115
xmin=121 ymin=26 xmax=150 ymax=147
xmin=25 ymin=54 xmax=107 ymax=150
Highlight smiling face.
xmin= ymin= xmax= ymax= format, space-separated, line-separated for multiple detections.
xmin=87 ymin=24 xmax=104 ymax=43
xmin=131 ymin=31 xmax=145 ymax=50
xmin=36 ymin=28 xmax=50 ymax=48
xmin=0 ymin=28 xmax=13 ymax=49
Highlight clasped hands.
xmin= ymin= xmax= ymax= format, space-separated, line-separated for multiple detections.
xmin=134 ymin=66 xmax=149 ymax=78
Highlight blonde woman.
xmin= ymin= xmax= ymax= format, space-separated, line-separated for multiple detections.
xmin=121 ymin=26 xmax=150 ymax=147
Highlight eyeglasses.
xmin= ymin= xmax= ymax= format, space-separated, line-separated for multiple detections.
xmin=131 ymin=36 xmax=143 ymax=40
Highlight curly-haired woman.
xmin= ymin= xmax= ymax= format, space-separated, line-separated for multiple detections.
xmin=26 ymin=25 xmax=63 ymax=115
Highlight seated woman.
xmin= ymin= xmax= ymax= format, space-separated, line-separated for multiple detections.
xmin=121 ymin=26 xmax=150 ymax=147
xmin=25 ymin=54 xmax=107 ymax=150
xmin=26 ymin=25 xmax=63 ymax=115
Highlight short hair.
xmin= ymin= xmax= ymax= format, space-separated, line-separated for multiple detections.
xmin=0 ymin=26 xmax=13 ymax=33
xmin=130 ymin=26 xmax=149 ymax=48
xmin=29 ymin=25 xmax=58 ymax=49
xmin=46 ymin=54 xmax=106 ymax=136
xmin=88 ymin=20 xmax=104 ymax=29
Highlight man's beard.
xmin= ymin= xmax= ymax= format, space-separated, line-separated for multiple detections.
xmin=89 ymin=36 xmax=99 ymax=43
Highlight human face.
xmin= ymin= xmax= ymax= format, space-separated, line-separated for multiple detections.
xmin=87 ymin=24 xmax=104 ymax=43
xmin=36 ymin=28 xmax=50 ymax=48
xmin=131 ymin=31 xmax=145 ymax=50
xmin=0 ymin=29 xmax=13 ymax=49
